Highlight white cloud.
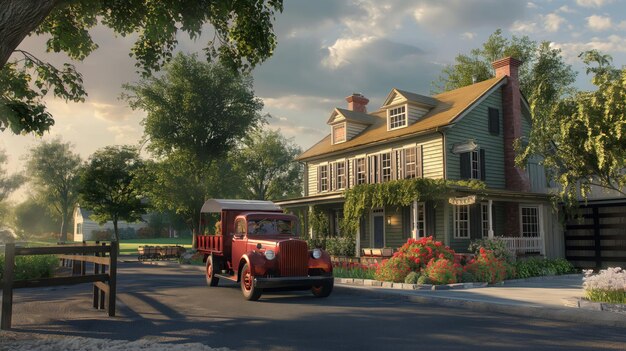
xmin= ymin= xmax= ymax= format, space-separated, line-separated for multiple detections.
xmin=558 ymin=5 xmax=576 ymax=13
xmin=106 ymin=124 xmax=142 ymax=145
xmin=544 ymin=13 xmax=566 ymax=32
xmin=576 ymin=0 xmax=613 ymax=7
xmin=527 ymin=2 xmax=537 ymax=9
xmin=461 ymin=32 xmax=476 ymax=40
xmin=322 ymin=36 xmax=377 ymax=69
xmin=619 ymin=21 xmax=626 ymax=30
xmin=262 ymin=95 xmax=335 ymax=111
xmin=587 ymin=15 xmax=613 ymax=31
xmin=511 ymin=20 xmax=539 ymax=33
xmin=553 ymin=35 xmax=626 ymax=61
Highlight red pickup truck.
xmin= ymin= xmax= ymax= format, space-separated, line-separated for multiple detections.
xmin=196 ymin=199 xmax=334 ymax=301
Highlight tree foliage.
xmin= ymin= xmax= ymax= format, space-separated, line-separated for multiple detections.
xmin=79 ymin=145 xmax=146 ymax=242
xmin=25 ymin=138 xmax=82 ymax=242
xmin=13 ymin=198 xmax=61 ymax=238
xmin=232 ymin=129 xmax=302 ymax=200
xmin=0 ymin=148 xmax=25 ymax=224
xmin=125 ymin=53 xmax=265 ymax=162
xmin=518 ymin=51 xmax=626 ymax=204
xmin=434 ymin=30 xmax=576 ymax=108
xmin=1 ymin=0 xmax=282 ymax=135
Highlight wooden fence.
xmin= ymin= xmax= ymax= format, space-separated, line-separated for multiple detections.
xmin=1 ymin=242 xmax=118 ymax=330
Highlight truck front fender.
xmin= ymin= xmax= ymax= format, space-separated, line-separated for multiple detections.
xmin=308 ymin=249 xmax=333 ymax=273
xmin=238 ymin=251 xmax=268 ymax=281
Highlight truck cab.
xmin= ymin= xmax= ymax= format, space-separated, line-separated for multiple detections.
xmin=196 ymin=199 xmax=333 ymax=300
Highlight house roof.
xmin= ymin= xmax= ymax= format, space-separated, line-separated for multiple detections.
xmin=297 ymin=76 xmax=507 ymax=161
xmin=327 ymin=108 xmax=378 ymax=125
xmin=382 ymin=88 xmax=439 ymax=108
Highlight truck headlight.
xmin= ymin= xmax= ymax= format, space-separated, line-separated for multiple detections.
xmin=264 ymin=250 xmax=275 ymax=260
xmin=312 ymin=248 xmax=322 ymax=259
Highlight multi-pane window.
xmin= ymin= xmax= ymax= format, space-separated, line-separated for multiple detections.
xmin=471 ymin=150 xmax=480 ymax=179
xmin=389 ymin=105 xmax=407 ymax=129
xmin=356 ymin=158 xmax=366 ymax=185
xmin=410 ymin=201 xmax=426 ymax=238
xmin=333 ymin=124 xmax=346 ymax=144
xmin=319 ymin=165 xmax=329 ymax=192
xmin=405 ymin=147 xmax=416 ymax=179
xmin=381 ymin=152 xmax=392 ymax=182
xmin=77 ymin=223 xmax=83 ymax=235
xmin=521 ymin=206 xmax=539 ymax=237
xmin=481 ymin=203 xmax=489 ymax=238
xmin=454 ymin=205 xmax=470 ymax=238
xmin=336 ymin=162 xmax=346 ymax=189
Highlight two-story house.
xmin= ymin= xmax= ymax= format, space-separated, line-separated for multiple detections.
xmin=276 ymin=57 xmax=565 ymax=258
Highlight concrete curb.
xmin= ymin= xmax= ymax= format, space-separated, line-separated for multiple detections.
xmin=336 ymin=284 xmax=626 ymax=328
xmin=502 ymin=273 xmax=582 ymax=284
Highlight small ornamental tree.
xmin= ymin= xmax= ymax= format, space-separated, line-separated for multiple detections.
xmin=79 ymin=145 xmax=146 ymax=242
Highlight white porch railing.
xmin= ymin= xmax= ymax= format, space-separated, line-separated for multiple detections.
xmin=499 ymin=236 xmax=544 ymax=255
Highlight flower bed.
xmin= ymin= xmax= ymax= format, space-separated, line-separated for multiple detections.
xmin=583 ymin=267 xmax=626 ymax=304
xmin=332 ymin=261 xmax=377 ymax=280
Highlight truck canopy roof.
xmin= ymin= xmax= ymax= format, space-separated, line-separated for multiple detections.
xmin=201 ymin=199 xmax=282 ymax=213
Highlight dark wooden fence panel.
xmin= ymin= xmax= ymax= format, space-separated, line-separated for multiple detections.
xmin=1 ymin=242 xmax=118 ymax=330
xmin=565 ymin=203 xmax=626 ymax=269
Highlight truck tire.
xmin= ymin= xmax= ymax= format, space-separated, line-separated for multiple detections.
xmin=241 ymin=263 xmax=262 ymax=301
xmin=311 ymin=279 xmax=334 ymax=298
xmin=206 ymin=255 xmax=219 ymax=287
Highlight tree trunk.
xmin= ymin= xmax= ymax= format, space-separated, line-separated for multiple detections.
xmin=59 ymin=208 xmax=69 ymax=243
xmin=0 ymin=0 xmax=61 ymax=67
xmin=113 ymin=219 xmax=119 ymax=242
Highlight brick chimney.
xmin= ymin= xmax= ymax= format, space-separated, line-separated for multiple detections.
xmin=346 ymin=93 xmax=369 ymax=113
xmin=492 ymin=57 xmax=530 ymax=193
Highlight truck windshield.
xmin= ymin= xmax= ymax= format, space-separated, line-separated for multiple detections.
xmin=247 ymin=218 xmax=295 ymax=235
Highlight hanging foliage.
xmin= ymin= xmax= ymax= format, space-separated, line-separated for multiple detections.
xmin=342 ymin=178 xmax=485 ymax=235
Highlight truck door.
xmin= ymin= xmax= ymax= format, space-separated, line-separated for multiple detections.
xmin=231 ymin=217 xmax=248 ymax=277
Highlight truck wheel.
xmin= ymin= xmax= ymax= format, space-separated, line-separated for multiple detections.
xmin=311 ymin=279 xmax=334 ymax=298
xmin=206 ymin=255 xmax=219 ymax=287
xmin=241 ymin=263 xmax=262 ymax=301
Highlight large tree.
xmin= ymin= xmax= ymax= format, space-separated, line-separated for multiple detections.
xmin=79 ymin=145 xmax=145 ymax=242
xmin=434 ymin=30 xmax=576 ymax=108
xmin=124 ymin=53 xmax=265 ymax=246
xmin=518 ymin=51 xmax=626 ymax=205
xmin=1 ymin=0 xmax=283 ymax=135
xmin=232 ymin=129 xmax=303 ymax=200
xmin=13 ymin=198 xmax=61 ymax=239
xmin=25 ymin=138 xmax=81 ymax=242
xmin=0 ymin=148 xmax=25 ymax=223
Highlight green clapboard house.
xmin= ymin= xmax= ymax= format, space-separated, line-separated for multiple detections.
xmin=276 ymin=57 xmax=565 ymax=259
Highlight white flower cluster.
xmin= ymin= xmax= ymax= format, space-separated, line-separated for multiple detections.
xmin=583 ymin=267 xmax=626 ymax=292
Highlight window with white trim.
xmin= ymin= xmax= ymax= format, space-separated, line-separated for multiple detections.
xmin=356 ymin=158 xmax=366 ymax=185
xmin=410 ymin=201 xmax=426 ymax=238
xmin=471 ymin=150 xmax=480 ymax=179
xmin=336 ymin=162 xmax=346 ymax=189
xmin=405 ymin=147 xmax=417 ymax=179
xmin=521 ymin=206 xmax=539 ymax=237
xmin=481 ymin=203 xmax=489 ymax=238
xmin=454 ymin=205 xmax=470 ymax=238
xmin=381 ymin=152 xmax=392 ymax=182
xmin=319 ymin=165 xmax=328 ymax=192
xmin=332 ymin=124 xmax=346 ymax=144
xmin=388 ymin=105 xmax=407 ymax=129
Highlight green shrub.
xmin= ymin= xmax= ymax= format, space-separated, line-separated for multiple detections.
xmin=468 ymin=237 xmax=515 ymax=264
xmin=333 ymin=262 xmax=376 ymax=280
xmin=0 ymin=254 xmax=58 ymax=281
xmin=461 ymin=271 xmax=476 ymax=283
xmin=306 ymin=236 xmax=327 ymax=250
xmin=417 ymin=275 xmax=430 ymax=285
xmin=514 ymin=257 xmax=574 ymax=279
xmin=424 ymin=258 xmax=460 ymax=285
xmin=375 ymin=256 xmax=413 ymax=283
xmin=325 ymin=236 xmax=356 ymax=257
xmin=463 ymin=248 xmax=507 ymax=284
xmin=404 ymin=271 xmax=420 ymax=284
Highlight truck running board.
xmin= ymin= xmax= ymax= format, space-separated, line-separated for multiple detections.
xmin=214 ymin=273 xmax=237 ymax=281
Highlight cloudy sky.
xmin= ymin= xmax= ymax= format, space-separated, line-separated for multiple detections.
xmin=3 ymin=0 xmax=626 ymax=200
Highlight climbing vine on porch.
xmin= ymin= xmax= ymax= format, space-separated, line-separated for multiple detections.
xmin=342 ymin=178 xmax=486 ymax=234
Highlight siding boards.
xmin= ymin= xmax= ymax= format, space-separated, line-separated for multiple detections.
xmin=346 ymin=123 xmax=367 ymax=140
xmin=306 ymin=134 xmax=443 ymax=196
xmin=445 ymin=89 xmax=505 ymax=188
xmin=385 ymin=206 xmax=405 ymax=248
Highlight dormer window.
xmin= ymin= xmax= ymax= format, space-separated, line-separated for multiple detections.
xmin=332 ymin=123 xmax=346 ymax=144
xmin=388 ymin=105 xmax=407 ymax=130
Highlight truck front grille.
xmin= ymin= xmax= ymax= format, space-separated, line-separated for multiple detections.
xmin=278 ymin=240 xmax=308 ymax=277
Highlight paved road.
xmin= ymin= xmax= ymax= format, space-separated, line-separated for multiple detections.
xmin=5 ymin=262 xmax=626 ymax=350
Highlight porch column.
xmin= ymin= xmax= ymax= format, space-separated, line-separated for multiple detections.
xmin=488 ymin=199 xmax=494 ymax=239
xmin=356 ymin=223 xmax=361 ymax=257
xmin=539 ymin=204 xmax=546 ymax=256
xmin=308 ymin=205 xmax=314 ymax=238
xmin=412 ymin=200 xmax=418 ymax=238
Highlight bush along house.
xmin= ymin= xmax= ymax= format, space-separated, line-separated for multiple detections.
xmin=276 ymin=57 xmax=565 ymax=259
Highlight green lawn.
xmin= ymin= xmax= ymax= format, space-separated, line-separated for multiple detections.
xmin=119 ymin=237 xmax=193 ymax=255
